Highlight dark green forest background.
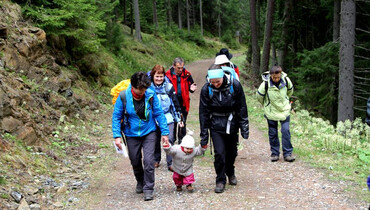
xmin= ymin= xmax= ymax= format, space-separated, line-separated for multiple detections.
xmin=13 ymin=0 xmax=370 ymax=124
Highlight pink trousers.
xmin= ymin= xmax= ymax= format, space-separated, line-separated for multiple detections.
xmin=173 ymin=172 xmax=195 ymax=186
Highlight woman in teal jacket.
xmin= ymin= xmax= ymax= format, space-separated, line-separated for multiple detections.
xmin=112 ymin=72 xmax=169 ymax=201
xmin=256 ymin=65 xmax=295 ymax=162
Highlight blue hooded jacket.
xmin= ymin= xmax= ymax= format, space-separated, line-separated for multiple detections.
xmin=112 ymin=85 xmax=169 ymax=138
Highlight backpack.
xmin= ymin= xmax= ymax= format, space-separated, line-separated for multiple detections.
xmin=111 ymin=79 xmax=131 ymax=104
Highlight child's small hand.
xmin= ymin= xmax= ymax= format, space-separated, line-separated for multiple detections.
xmin=201 ymin=144 xmax=208 ymax=149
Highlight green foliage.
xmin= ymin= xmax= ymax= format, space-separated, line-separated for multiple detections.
xmin=221 ymin=30 xmax=239 ymax=49
xmin=291 ymin=42 xmax=339 ymax=123
xmin=23 ymin=0 xmax=109 ymax=55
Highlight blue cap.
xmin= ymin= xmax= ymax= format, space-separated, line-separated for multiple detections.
xmin=208 ymin=69 xmax=224 ymax=79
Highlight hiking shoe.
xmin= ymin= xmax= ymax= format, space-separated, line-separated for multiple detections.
xmin=176 ymin=185 xmax=182 ymax=191
xmin=214 ymin=183 xmax=225 ymax=193
xmin=186 ymin=184 xmax=194 ymax=193
xmin=154 ymin=162 xmax=160 ymax=168
xmin=284 ymin=155 xmax=296 ymax=162
xmin=168 ymin=166 xmax=174 ymax=172
xmin=143 ymin=191 xmax=153 ymax=201
xmin=136 ymin=182 xmax=143 ymax=194
xmin=228 ymin=175 xmax=237 ymax=185
xmin=270 ymin=155 xmax=279 ymax=162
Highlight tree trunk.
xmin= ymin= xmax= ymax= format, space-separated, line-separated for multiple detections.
xmin=280 ymin=0 xmax=293 ymax=70
xmin=218 ymin=0 xmax=221 ymax=38
xmin=130 ymin=1 xmax=133 ymax=35
xmin=200 ymin=0 xmax=203 ymax=36
xmin=333 ymin=0 xmax=340 ymax=41
xmin=121 ymin=0 xmax=127 ymax=24
xmin=250 ymin=0 xmax=260 ymax=78
xmin=338 ymin=0 xmax=355 ymax=122
xmin=178 ymin=0 xmax=183 ymax=29
xmin=256 ymin=0 xmax=261 ymax=39
xmin=133 ymin=0 xmax=142 ymax=41
xmin=271 ymin=43 xmax=277 ymax=66
xmin=153 ymin=0 xmax=158 ymax=30
xmin=186 ymin=0 xmax=190 ymax=32
xmin=167 ymin=0 xmax=172 ymax=26
xmin=260 ymin=0 xmax=275 ymax=74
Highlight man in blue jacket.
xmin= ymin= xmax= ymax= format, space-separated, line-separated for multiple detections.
xmin=112 ymin=72 xmax=169 ymax=201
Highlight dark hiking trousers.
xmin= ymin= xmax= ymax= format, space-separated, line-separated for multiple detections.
xmin=174 ymin=109 xmax=188 ymax=144
xmin=267 ymin=115 xmax=293 ymax=157
xmin=154 ymin=123 xmax=175 ymax=166
xmin=210 ymin=130 xmax=238 ymax=185
xmin=126 ymin=132 xmax=157 ymax=193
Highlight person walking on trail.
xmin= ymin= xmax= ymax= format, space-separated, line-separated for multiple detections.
xmin=214 ymin=54 xmax=239 ymax=81
xmin=166 ymin=57 xmax=197 ymax=144
xmin=149 ymin=65 xmax=184 ymax=172
xmin=256 ymin=65 xmax=295 ymax=162
xmin=112 ymin=72 xmax=169 ymax=201
xmin=163 ymin=135 xmax=207 ymax=193
xmin=216 ymin=48 xmax=240 ymax=77
xmin=199 ymin=64 xmax=249 ymax=193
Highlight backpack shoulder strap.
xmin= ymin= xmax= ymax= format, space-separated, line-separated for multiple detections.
xmin=119 ymin=90 xmax=127 ymax=114
xmin=264 ymin=81 xmax=271 ymax=107
xmin=264 ymin=80 xmax=268 ymax=93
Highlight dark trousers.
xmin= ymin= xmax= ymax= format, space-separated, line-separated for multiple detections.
xmin=175 ymin=110 xmax=188 ymax=144
xmin=210 ymin=130 xmax=238 ymax=185
xmin=267 ymin=115 xmax=293 ymax=157
xmin=126 ymin=132 xmax=157 ymax=193
xmin=154 ymin=123 xmax=175 ymax=166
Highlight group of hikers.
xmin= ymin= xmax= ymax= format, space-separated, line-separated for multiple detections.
xmin=112 ymin=48 xmax=296 ymax=201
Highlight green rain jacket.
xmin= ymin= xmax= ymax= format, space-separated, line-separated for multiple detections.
xmin=256 ymin=71 xmax=294 ymax=121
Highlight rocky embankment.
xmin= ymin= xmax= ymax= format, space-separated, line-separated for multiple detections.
xmin=0 ymin=1 xmax=104 ymax=209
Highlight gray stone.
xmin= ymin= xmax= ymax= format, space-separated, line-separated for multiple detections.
xmin=11 ymin=191 xmax=23 ymax=203
xmin=29 ymin=204 xmax=41 ymax=210
xmin=23 ymin=186 xmax=39 ymax=195
xmin=17 ymin=199 xmax=30 ymax=210
xmin=1 ymin=116 xmax=23 ymax=132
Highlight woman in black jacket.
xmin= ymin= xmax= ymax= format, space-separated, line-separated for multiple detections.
xmin=199 ymin=64 xmax=249 ymax=193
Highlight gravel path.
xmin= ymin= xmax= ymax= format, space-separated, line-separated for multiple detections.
xmin=73 ymin=58 xmax=368 ymax=209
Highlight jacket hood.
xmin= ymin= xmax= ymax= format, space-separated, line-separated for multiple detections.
xmin=261 ymin=71 xmax=288 ymax=82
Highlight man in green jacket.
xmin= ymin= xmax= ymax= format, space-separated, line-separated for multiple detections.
xmin=256 ymin=65 xmax=295 ymax=162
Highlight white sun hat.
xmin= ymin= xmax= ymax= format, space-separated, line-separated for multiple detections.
xmin=215 ymin=54 xmax=231 ymax=65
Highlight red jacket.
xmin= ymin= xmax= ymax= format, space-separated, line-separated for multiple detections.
xmin=166 ymin=67 xmax=194 ymax=112
xmin=234 ymin=65 xmax=240 ymax=77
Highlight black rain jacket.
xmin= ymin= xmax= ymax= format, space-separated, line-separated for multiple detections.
xmin=199 ymin=75 xmax=249 ymax=146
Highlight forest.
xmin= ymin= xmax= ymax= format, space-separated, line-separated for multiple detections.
xmin=1 ymin=0 xmax=370 ymax=208
xmin=12 ymin=0 xmax=369 ymax=124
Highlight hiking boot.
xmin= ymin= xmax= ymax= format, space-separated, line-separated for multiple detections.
xmin=136 ymin=181 xmax=143 ymax=194
xmin=270 ymin=155 xmax=279 ymax=162
xmin=154 ymin=162 xmax=160 ymax=168
xmin=186 ymin=184 xmax=194 ymax=193
xmin=214 ymin=183 xmax=225 ymax=193
xmin=176 ymin=185 xmax=182 ymax=192
xmin=228 ymin=175 xmax=237 ymax=185
xmin=143 ymin=191 xmax=153 ymax=201
xmin=168 ymin=166 xmax=174 ymax=172
xmin=284 ymin=155 xmax=296 ymax=162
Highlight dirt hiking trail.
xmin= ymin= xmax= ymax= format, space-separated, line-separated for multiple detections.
xmin=73 ymin=58 xmax=368 ymax=209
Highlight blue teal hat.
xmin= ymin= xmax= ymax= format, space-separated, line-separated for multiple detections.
xmin=208 ymin=69 xmax=224 ymax=79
